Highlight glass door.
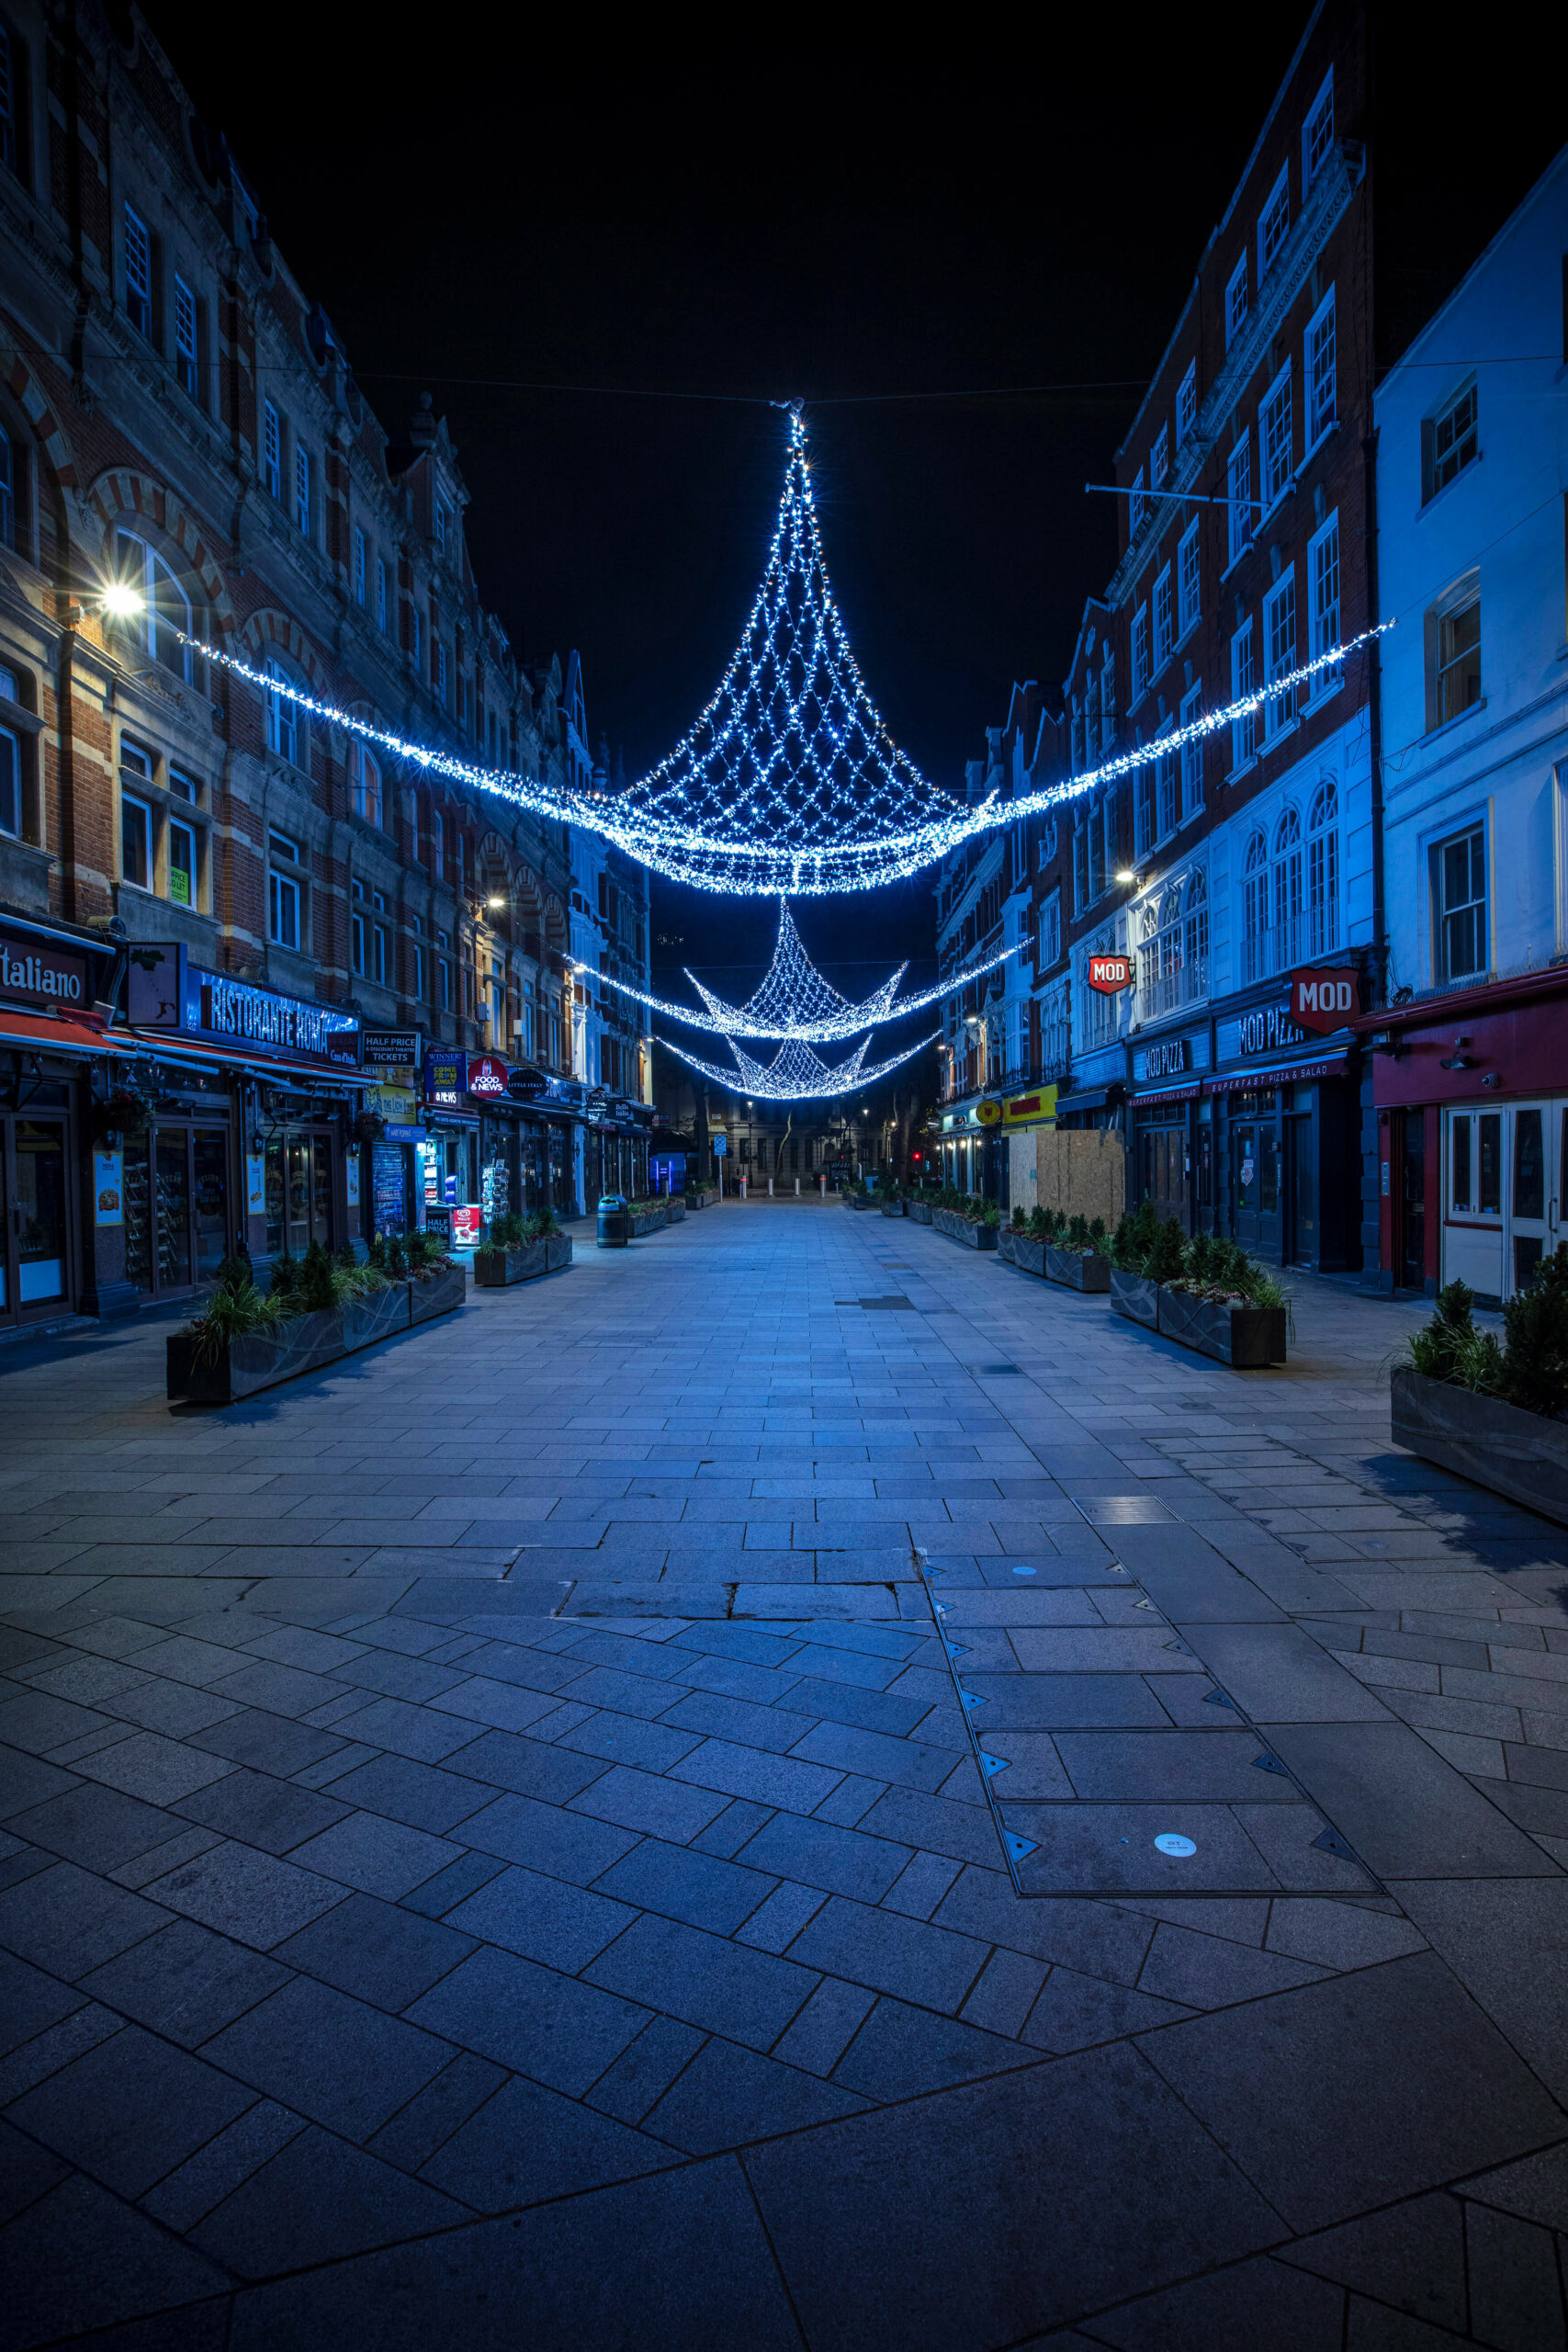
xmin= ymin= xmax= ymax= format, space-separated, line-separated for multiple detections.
xmin=192 ymin=1129 xmax=230 ymax=1281
xmin=154 ymin=1130 xmax=193 ymax=1290
xmin=1506 ymin=1102 xmax=1556 ymax=1296
xmin=6 ymin=1118 xmax=70 ymax=1317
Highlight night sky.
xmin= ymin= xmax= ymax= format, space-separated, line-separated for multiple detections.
xmin=149 ymin=4 xmax=1551 ymax=1005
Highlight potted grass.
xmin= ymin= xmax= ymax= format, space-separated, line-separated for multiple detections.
xmin=400 ymin=1226 xmax=467 ymax=1323
xmin=1393 ymin=1269 xmax=1568 ymax=1523
xmin=907 ymin=1186 xmax=934 ymax=1227
xmin=474 ymin=1209 xmax=573 ymax=1287
xmin=999 ymin=1205 xmax=1045 ymax=1275
xmin=168 ymin=1244 xmax=401 ymax=1404
xmin=1048 ymin=1211 xmax=1113 ymax=1294
xmin=1109 ymin=1200 xmax=1168 ymax=1329
xmin=877 ymin=1178 xmax=905 ymax=1218
xmin=626 ymin=1195 xmax=668 ymax=1238
xmin=1156 ymin=1229 xmax=1288 ymax=1365
xmin=932 ymin=1188 xmax=1000 ymax=1250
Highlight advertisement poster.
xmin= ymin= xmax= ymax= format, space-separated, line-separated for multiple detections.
xmin=346 ymin=1155 xmax=360 ymax=1208
xmin=451 ymin=1204 xmax=482 ymax=1250
xmin=246 ymin=1154 xmax=265 ymax=1216
xmin=93 ymin=1150 xmax=123 ymax=1227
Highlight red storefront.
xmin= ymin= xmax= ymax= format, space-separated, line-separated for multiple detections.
xmin=1354 ymin=970 xmax=1568 ymax=1303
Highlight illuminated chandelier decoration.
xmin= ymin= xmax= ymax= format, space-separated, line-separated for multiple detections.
xmin=663 ymin=1025 xmax=939 ymax=1103
xmin=598 ymin=897 xmax=1014 ymax=1042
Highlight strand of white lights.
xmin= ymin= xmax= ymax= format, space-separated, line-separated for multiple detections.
xmin=663 ymin=1027 xmax=942 ymax=1102
xmin=597 ymin=898 xmax=1016 ymax=1040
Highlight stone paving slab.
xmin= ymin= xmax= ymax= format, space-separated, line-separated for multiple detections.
xmin=0 ymin=1206 xmax=1563 ymax=2347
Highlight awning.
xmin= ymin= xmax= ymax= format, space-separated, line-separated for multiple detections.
xmin=1205 ymin=1056 xmax=1348 ymax=1095
xmin=1055 ymin=1083 xmax=1125 ymax=1115
xmin=0 ymin=1011 xmax=128 ymax=1056
xmin=125 ymin=1029 xmax=363 ymax=1087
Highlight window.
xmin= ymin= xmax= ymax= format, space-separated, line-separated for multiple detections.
xmin=174 ymin=275 xmax=199 ymax=401
xmin=1227 ymin=434 xmax=1253 ymax=566
xmin=1450 ymin=1110 xmax=1501 ymax=1215
xmin=1225 ymin=255 xmax=1248 ymax=347
xmin=438 ymin=955 xmax=451 ymax=1012
xmin=1273 ymin=808 xmax=1303 ymax=966
xmin=1305 ymin=288 xmax=1337 ymax=446
xmin=1178 ymin=519 xmax=1201 ymax=639
xmin=265 ymin=659 xmax=299 ymax=765
xmin=1152 ymin=565 xmax=1173 ymax=673
xmin=348 ymin=741 xmax=382 ymax=827
xmin=1258 ymin=166 xmax=1291 ymax=277
xmin=1243 ymin=831 xmax=1269 ymax=982
xmin=1231 ymin=617 xmax=1257 ymax=769
xmin=1179 ymin=680 xmax=1203 ymax=817
xmin=1156 ymin=736 xmax=1178 ymax=841
xmin=268 ymin=832 xmax=302 ymax=951
xmin=411 ymin=941 xmax=424 ymax=1000
xmin=124 ymin=204 xmax=152 ymax=340
xmin=1434 ymin=593 xmax=1482 ymax=728
xmin=1100 ymin=651 xmax=1115 ymax=748
xmin=1263 ymin=567 xmax=1297 ymax=737
xmin=0 ymin=700 xmax=19 ymax=838
xmin=121 ymin=791 xmax=152 ymax=889
xmin=1177 ymin=361 xmax=1197 ymax=442
xmin=435 ymin=642 xmax=447 ymax=705
xmin=1129 ymin=464 xmax=1146 ymax=537
xmin=1038 ymin=888 xmax=1062 ymax=968
xmin=263 ymin=401 xmax=281 ymax=501
xmin=1434 ymin=824 xmax=1486 ymax=980
xmin=168 ymin=815 xmax=196 ymax=907
xmin=1131 ymin=603 xmax=1149 ymax=704
xmin=376 ymin=556 xmax=387 ymax=631
xmin=1308 ymin=779 xmax=1339 ymax=954
xmin=1309 ymin=512 xmax=1341 ymax=682
xmin=294 ymin=445 xmax=310 ymax=537
xmin=1151 ymin=424 xmax=1168 ymax=488
xmin=112 ymin=530 xmax=194 ymax=684
xmin=351 ymin=881 xmax=366 ymax=977
xmin=1079 ymin=927 xmax=1123 ymax=1049
xmin=168 ymin=765 xmax=196 ymax=804
xmin=1303 ymin=69 xmax=1334 ymax=188
xmin=411 ymin=606 xmax=421 ymax=665
xmin=373 ymin=924 xmax=388 ymax=987
xmin=354 ymin=528 xmax=367 ymax=607
xmin=434 ymin=497 xmax=448 ymax=556
xmin=1140 ymin=874 xmax=1208 ymax=1017
xmin=1134 ymin=752 xmax=1155 ymax=860
xmin=1259 ymin=362 xmax=1292 ymax=507
xmin=1427 ymin=379 xmax=1479 ymax=501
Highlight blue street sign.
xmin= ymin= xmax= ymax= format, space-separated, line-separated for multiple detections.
xmin=713 ymin=1135 xmax=728 ymax=1155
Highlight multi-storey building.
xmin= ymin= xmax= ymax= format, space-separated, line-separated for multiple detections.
xmin=1356 ymin=149 xmax=1568 ymax=1301
xmin=0 ymin=1 xmax=644 ymax=1326
xmin=1055 ymin=2 xmax=1374 ymax=1272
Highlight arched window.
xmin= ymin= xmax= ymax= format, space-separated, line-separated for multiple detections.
xmin=113 ymin=528 xmax=196 ymax=684
xmin=1273 ymin=807 xmax=1303 ymax=966
xmin=1243 ymin=831 xmax=1269 ymax=983
xmin=1308 ymin=778 xmax=1339 ymax=954
xmin=348 ymin=741 xmax=382 ymax=829
xmin=264 ymin=655 xmax=303 ymax=768
xmin=1183 ymin=871 xmax=1209 ymax=987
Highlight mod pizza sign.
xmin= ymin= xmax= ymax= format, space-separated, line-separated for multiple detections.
xmin=1087 ymin=954 xmax=1134 ymax=995
xmin=1288 ymin=967 xmax=1359 ymax=1035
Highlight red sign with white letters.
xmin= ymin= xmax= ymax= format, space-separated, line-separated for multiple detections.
xmin=1288 ymin=967 xmax=1359 ymax=1035
xmin=466 ymin=1053 xmax=510 ymax=1097
xmin=1087 ymin=955 xmax=1134 ymax=995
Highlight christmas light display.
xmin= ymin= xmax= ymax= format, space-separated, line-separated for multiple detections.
xmin=596 ymin=898 xmax=1015 ymax=1041
xmin=663 ymin=1025 xmax=940 ymax=1102
xmin=148 ymin=401 xmax=1392 ymax=897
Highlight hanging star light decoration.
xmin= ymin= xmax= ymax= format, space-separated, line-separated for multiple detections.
xmin=150 ymin=403 xmax=1393 ymax=897
xmin=663 ymin=1026 xmax=939 ymax=1102
xmin=596 ymin=897 xmax=1015 ymax=1042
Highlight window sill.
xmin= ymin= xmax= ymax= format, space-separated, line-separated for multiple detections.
xmin=1418 ymin=451 xmax=1482 ymax=517
xmin=1299 ymin=421 xmax=1339 ymax=473
xmin=1261 ymin=715 xmax=1303 ymax=753
xmin=1420 ymin=697 xmax=1488 ymax=749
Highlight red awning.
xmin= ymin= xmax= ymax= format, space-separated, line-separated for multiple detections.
xmin=0 ymin=1011 xmax=128 ymax=1056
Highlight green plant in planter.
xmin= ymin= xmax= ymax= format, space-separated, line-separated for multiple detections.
xmin=1087 ymin=1216 xmax=1108 ymax=1255
xmin=1497 ymin=1256 xmax=1568 ymax=1415
xmin=267 ymin=1247 xmax=300 ymax=1303
xmin=182 ymin=1262 xmax=287 ymax=1367
xmin=1010 ymin=1205 xmax=1027 ymax=1231
xmin=297 ymin=1238 xmax=341 ymax=1314
xmin=1066 ymin=1212 xmax=1090 ymax=1252
xmin=407 ymin=1227 xmax=448 ymax=1274
xmin=1145 ymin=1216 xmax=1188 ymax=1286
xmin=1111 ymin=1198 xmax=1160 ymax=1272
xmin=982 ymin=1204 xmax=1002 ymax=1228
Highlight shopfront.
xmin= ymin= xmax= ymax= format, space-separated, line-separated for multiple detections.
xmin=1357 ymin=970 xmax=1568 ymax=1302
xmin=121 ymin=1091 xmax=231 ymax=1297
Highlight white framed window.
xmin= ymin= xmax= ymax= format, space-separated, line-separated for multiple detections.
xmin=1226 ymin=434 xmax=1254 ymax=566
xmin=112 ymin=528 xmax=194 ymax=684
xmin=1152 ymin=564 xmax=1173 ymax=673
xmin=1259 ymin=362 xmax=1292 ymax=507
xmin=374 ymin=924 xmax=388 ymax=987
xmin=1177 ymin=518 xmax=1201 ymax=639
xmin=1176 ymin=360 xmax=1197 ymax=443
xmin=265 ymin=659 xmax=300 ymax=766
xmin=1243 ymin=830 xmax=1269 ymax=982
xmin=1263 ymin=567 xmax=1298 ymax=738
xmin=1100 ymin=650 xmax=1115 ymax=748
xmin=1258 ymin=165 xmax=1290 ymax=277
xmin=1140 ymin=873 xmax=1207 ymax=1017
xmin=1038 ymin=887 xmax=1061 ymax=970
xmin=1179 ymin=680 xmax=1203 ymax=817
xmin=168 ymin=814 xmax=196 ymax=907
xmin=1151 ymin=424 xmax=1168 ymax=488
xmin=411 ymin=606 xmax=421 ymax=665
xmin=1156 ymin=736 xmax=1178 ymax=841
xmin=0 ymin=423 xmax=16 ymax=552
xmin=354 ymin=527 xmax=367 ymax=607
xmin=376 ymin=556 xmax=387 ymax=631
xmin=263 ymin=400 xmax=281 ymax=500
xmin=1308 ymin=511 xmax=1341 ymax=682
xmin=1129 ymin=463 xmax=1146 ymax=537
xmin=434 ymin=497 xmax=448 ymax=556
xmin=167 ymin=765 xmax=197 ymax=805
xmin=1131 ymin=603 xmax=1149 ymax=705
xmin=1078 ymin=924 xmax=1124 ymax=1050
xmin=1134 ymin=752 xmax=1155 ymax=860
xmin=348 ymin=740 xmax=382 ymax=828
xmin=436 ymin=641 xmax=447 ymax=704
xmin=1225 ymin=255 xmax=1248 ymax=347
xmin=1431 ymin=588 xmax=1482 ymax=729
xmin=351 ymin=879 xmax=366 ymax=976
xmin=1272 ymin=808 xmax=1303 ymax=966
xmin=294 ymin=445 xmax=310 ymax=537
xmin=268 ymin=832 xmax=302 ymax=950
xmin=1433 ymin=823 xmax=1486 ymax=981
xmin=1308 ymin=779 xmax=1339 ymax=954
xmin=438 ymin=954 xmax=452 ymax=1012
xmin=1426 ymin=378 xmax=1479 ymax=502
xmin=121 ymin=790 xmax=152 ymax=889
xmin=1231 ymin=617 xmax=1257 ymax=770
xmin=124 ymin=204 xmax=152 ymax=340
xmin=1305 ymin=287 xmax=1337 ymax=447
xmin=1303 ymin=69 xmax=1334 ymax=188
xmin=174 ymin=275 xmax=199 ymax=401
xmin=411 ymin=940 xmax=424 ymax=1000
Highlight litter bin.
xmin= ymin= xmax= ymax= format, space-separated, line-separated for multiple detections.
xmin=597 ymin=1193 xmax=631 ymax=1249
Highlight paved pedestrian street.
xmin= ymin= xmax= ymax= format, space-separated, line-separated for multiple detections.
xmin=1 ymin=1203 xmax=1566 ymax=2350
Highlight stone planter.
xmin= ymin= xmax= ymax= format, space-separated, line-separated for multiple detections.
xmin=933 ymin=1208 xmax=998 ymax=1250
xmin=340 ymin=1284 xmax=410 ymax=1353
xmin=1392 ymin=1364 xmax=1568 ymax=1525
xmin=167 ymin=1308 xmax=345 ymax=1405
xmin=1110 ymin=1268 xmax=1160 ymax=1329
xmin=407 ymin=1263 xmax=467 ymax=1326
xmin=879 ymin=1200 xmax=905 ymax=1218
xmin=844 ymin=1194 xmax=879 ymax=1212
xmin=998 ymin=1229 xmax=1046 ymax=1276
xmin=627 ymin=1204 xmax=667 ymax=1239
xmin=473 ymin=1241 xmax=550 ymax=1287
xmin=1048 ymin=1247 xmax=1112 ymax=1294
xmin=1157 ymin=1285 xmax=1287 ymax=1367
xmin=666 ymin=1198 xmax=687 ymax=1223
xmin=545 ymin=1235 xmax=573 ymax=1272
xmin=907 ymin=1200 xmax=933 ymax=1225
xmin=684 ymin=1187 xmax=718 ymax=1210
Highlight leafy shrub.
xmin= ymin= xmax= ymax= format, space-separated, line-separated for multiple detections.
xmin=1111 ymin=1199 xmax=1159 ymax=1272
xmin=1010 ymin=1205 xmax=1027 ymax=1231
xmin=1405 ymin=1277 xmax=1506 ymax=1396
xmin=267 ymin=1247 xmax=299 ymax=1301
xmin=368 ymin=1231 xmax=410 ymax=1280
xmin=182 ymin=1261 xmax=286 ymax=1367
xmin=1028 ymin=1204 xmax=1050 ymax=1239
xmin=1499 ymin=1253 xmax=1568 ymax=1417
xmin=1088 ymin=1216 xmax=1108 ymax=1253
xmin=1145 ymin=1216 xmax=1188 ymax=1286
xmin=1065 ymin=1213 xmax=1090 ymax=1252
xmin=982 ymin=1204 xmax=1002 ymax=1228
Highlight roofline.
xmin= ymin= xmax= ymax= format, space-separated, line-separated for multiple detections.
xmin=1377 ymin=139 xmax=1568 ymax=381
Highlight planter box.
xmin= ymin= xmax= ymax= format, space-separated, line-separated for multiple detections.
xmin=684 ymin=1187 xmax=718 ymax=1210
xmin=545 ymin=1234 xmax=573 ymax=1272
xmin=474 ymin=1242 xmax=550 ymax=1287
xmin=627 ymin=1205 xmax=667 ymax=1238
xmin=407 ymin=1263 xmax=467 ymax=1326
xmin=998 ymin=1229 xmax=1046 ymax=1276
xmin=879 ymin=1201 xmax=905 ymax=1218
xmin=1048 ymin=1246 xmax=1112 ymax=1294
xmin=933 ymin=1208 xmax=998 ymax=1250
xmin=1392 ymin=1364 xmax=1568 ymax=1525
xmin=167 ymin=1308 xmax=345 ymax=1405
xmin=666 ymin=1199 xmax=687 ymax=1223
xmin=907 ymin=1200 xmax=932 ymax=1225
xmin=1157 ymin=1285 xmax=1287 ymax=1366
xmin=340 ymin=1285 xmax=411 ymax=1353
xmin=1110 ymin=1268 xmax=1160 ymax=1329
xmin=844 ymin=1194 xmax=879 ymax=1212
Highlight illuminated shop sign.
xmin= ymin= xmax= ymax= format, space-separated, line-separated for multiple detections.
xmin=128 ymin=943 xmax=360 ymax=1067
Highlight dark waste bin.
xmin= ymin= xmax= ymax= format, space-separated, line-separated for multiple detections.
xmin=597 ymin=1194 xmax=631 ymax=1249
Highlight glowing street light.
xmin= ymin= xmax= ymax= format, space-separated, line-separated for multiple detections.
xmin=100 ymin=581 xmax=145 ymax=622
